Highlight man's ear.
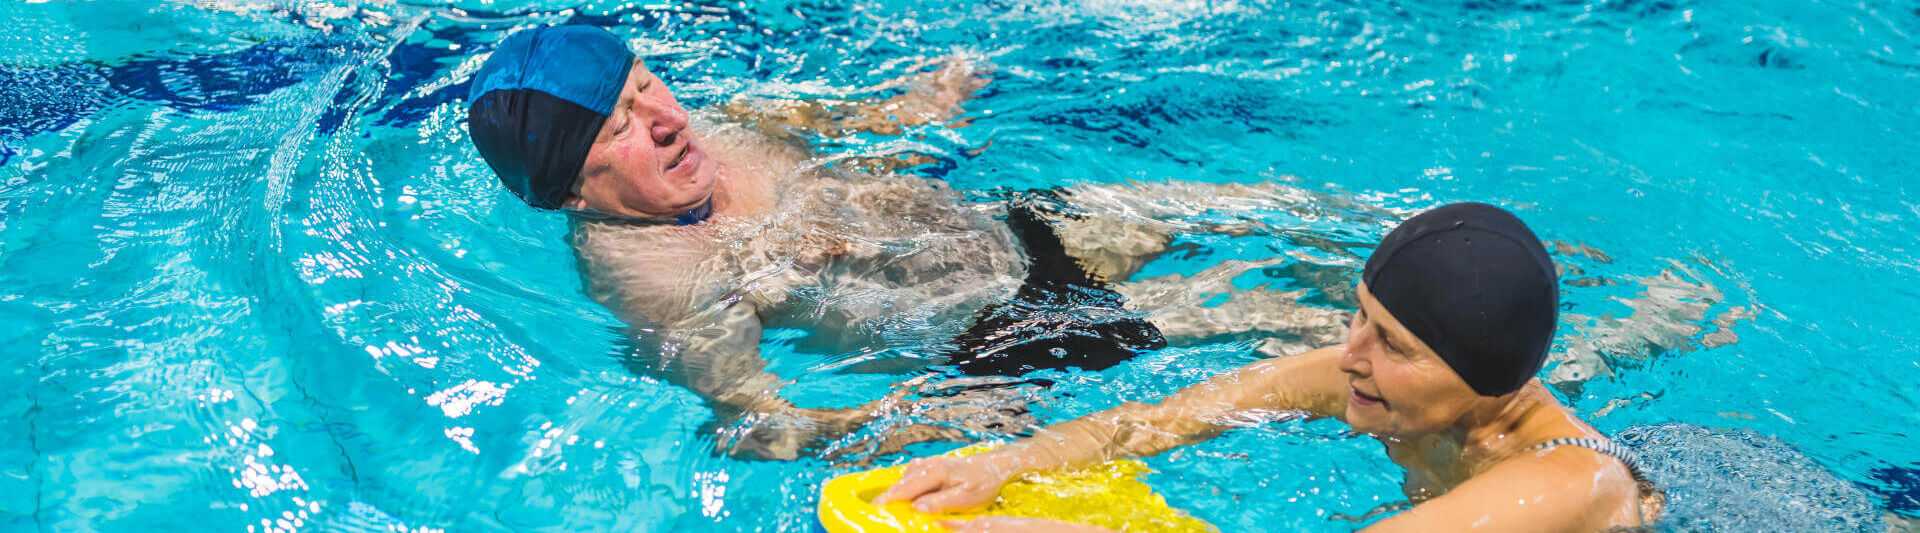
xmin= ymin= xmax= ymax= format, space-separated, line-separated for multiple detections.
xmin=561 ymin=175 xmax=589 ymax=211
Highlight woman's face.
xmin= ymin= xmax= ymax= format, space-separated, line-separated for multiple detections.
xmin=1339 ymin=283 xmax=1487 ymax=438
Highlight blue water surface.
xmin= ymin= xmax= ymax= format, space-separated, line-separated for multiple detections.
xmin=1 ymin=0 xmax=1916 ymax=531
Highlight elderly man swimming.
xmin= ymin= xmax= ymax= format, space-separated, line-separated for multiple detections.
xmin=464 ymin=26 xmax=1345 ymax=460
xmin=881 ymin=203 xmax=1664 ymax=532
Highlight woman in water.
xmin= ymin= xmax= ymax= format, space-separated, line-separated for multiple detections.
xmin=881 ymin=203 xmax=1663 ymax=532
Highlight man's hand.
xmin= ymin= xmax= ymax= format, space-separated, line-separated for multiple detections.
xmin=721 ymin=54 xmax=994 ymax=138
xmin=719 ymin=379 xmax=934 ymax=461
xmin=834 ymin=54 xmax=992 ymax=135
xmin=901 ymin=54 xmax=994 ymax=125
xmin=722 ymin=404 xmax=877 ymax=461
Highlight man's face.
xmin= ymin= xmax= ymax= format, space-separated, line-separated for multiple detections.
xmin=1339 ymin=283 xmax=1486 ymax=438
xmin=568 ymin=60 xmax=717 ymax=218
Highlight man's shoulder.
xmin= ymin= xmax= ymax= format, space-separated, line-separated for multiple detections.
xmin=698 ymin=115 xmax=813 ymax=165
xmin=573 ymin=225 xmax=719 ymax=276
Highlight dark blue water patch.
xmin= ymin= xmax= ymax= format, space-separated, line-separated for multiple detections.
xmin=0 ymin=62 xmax=111 ymax=159
xmin=0 ymin=36 xmax=365 ymax=160
xmin=1618 ymin=424 xmax=1886 ymax=531
xmin=97 ymin=37 xmax=356 ymax=112
xmin=1451 ymin=0 xmax=1689 ymax=21
xmin=374 ymin=53 xmax=460 ymax=127
xmin=1869 ymin=465 xmax=1920 ymax=518
xmin=370 ymin=23 xmax=487 ymax=128
xmin=315 ymin=70 xmax=361 ymax=136
xmin=1458 ymin=0 xmax=1556 ymax=13
xmin=1021 ymin=73 xmax=1322 ymax=157
xmin=1590 ymin=0 xmax=1689 ymax=19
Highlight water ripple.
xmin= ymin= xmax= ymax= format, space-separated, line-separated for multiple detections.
xmin=3 ymin=0 xmax=1918 ymax=530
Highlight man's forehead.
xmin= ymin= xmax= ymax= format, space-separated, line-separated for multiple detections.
xmin=616 ymin=60 xmax=647 ymax=95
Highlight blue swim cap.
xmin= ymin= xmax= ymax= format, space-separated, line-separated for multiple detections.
xmin=1362 ymin=203 xmax=1560 ymax=397
xmin=467 ymin=26 xmax=636 ymax=209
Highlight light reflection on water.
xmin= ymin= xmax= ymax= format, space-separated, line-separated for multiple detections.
xmin=1 ymin=0 xmax=1916 ymax=531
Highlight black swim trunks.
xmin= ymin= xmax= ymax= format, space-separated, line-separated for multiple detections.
xmin=946 ymin=191 xmax=1167 ymax=376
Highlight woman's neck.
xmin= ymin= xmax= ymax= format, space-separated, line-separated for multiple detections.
xmin=1450 ymin=383 xmax=1587 ymax=475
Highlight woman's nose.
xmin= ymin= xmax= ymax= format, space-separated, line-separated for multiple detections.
xmin=1338 ymin=345 xmax=1371 ymax=376
xmin=1339 ymin=327 xmax=1374 ymax=376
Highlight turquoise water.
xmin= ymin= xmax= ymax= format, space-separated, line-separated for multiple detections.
xmin=2 ymin=0 xmax=1917 ymax=531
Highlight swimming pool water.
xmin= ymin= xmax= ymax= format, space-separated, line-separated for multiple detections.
xmin=2 ymin=0 xmax=1917 ymax=531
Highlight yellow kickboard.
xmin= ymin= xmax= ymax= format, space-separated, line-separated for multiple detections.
xmin=817 ymin=447 xmax=1215 ymax=532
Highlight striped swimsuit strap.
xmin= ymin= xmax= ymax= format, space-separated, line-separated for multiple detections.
xmin=1528 ymin=437 xmax=1646 ymax=479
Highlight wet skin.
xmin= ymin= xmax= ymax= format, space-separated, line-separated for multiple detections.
xmin=880 ymin=283 xmax=1657 ymax=532
xmin=1340 ymin=286 xmax=1488 ymax=439
xmin=566 ymin=60 xmax=720 ymax=219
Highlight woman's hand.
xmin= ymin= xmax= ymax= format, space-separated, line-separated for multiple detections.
xmin=877 ymin=453 xmax=1020 ymax=513
xmin=939 ymin=517 xmax=1118 ymax=533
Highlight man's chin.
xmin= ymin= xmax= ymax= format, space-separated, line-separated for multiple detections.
xmin=692 ymin=161 xmax=719 ymax=187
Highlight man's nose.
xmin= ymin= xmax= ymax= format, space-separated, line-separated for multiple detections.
xmin=646 ymin=101 xmax=689 ymax=144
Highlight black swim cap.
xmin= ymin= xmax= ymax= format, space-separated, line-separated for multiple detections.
xmin=1362 ymin=203 xmax=1559 ymax=397
xmin=467 ymin=26 xmax=636 ymax=209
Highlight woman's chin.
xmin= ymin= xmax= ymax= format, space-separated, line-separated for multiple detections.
xmin=1343 ymin=410 xmax=1397 ymax=437
xmin=1343 ymin=408 xmax=1374 ymax=432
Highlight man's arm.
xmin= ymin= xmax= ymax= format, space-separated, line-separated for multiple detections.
xmin=643 ymin=299 xmax=877 ymax=460
xmin=721 ymin=55 xmax=990 ymax=140
xmin=573 ymin=228 xmax=875 ymax=460
xmin=653 ymin=298 xmax=786 ymax=414
xmin=881 ymin=345 xmax=1350 ymax=511
xmin=1363 ymin=446 xmax=1641 ymax=533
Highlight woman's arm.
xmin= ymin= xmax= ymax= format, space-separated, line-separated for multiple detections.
xmin=1001 ymin=345 xmax=1349 ymax=470
xmin=881 ymin=345 xmax=1351 ymax=512
xmin=1363 ymin=446 xmax=1642 ymax=533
